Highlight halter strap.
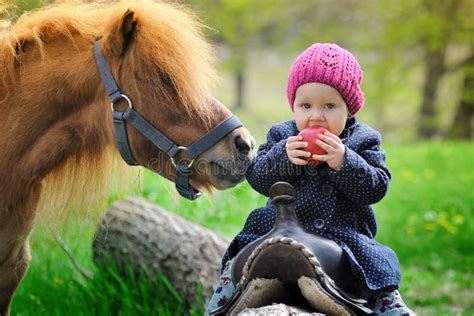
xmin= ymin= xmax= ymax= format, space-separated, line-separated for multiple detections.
xmin=93 ymin=41 xmax=122 ymax=103
xmin=112 ymin=111 xmax=139 ymax=165
xmin=123 ymin=108 xmax=182 ymax=158
xmin=93 ymin=40 xmax=242 ymax=200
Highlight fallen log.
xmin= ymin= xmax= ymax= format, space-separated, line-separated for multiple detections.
xmin=238 ymin=303 xmax=323 ymax=315
xmin=92 ymin=197 xmax=229 ymax=307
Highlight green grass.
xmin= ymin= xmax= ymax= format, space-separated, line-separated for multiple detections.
xmin=12 ymin=141 xmax=474 ymax=315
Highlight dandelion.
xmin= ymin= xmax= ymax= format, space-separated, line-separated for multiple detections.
xmin=422 ymin=169 xmax=435 ymax=179
xmin=447 ymin=226 xmax=459 ymax=235
xmin=453 ymin=215 xmax=465 ymax=224
xmin=424 ymin=223 xmax=435 ymax=231
xmin=424 ymin=211 xmax=436 ymax=221
xmin=439 ymin=211 xmax=449 ymax=221
xmin=54 ymin=277 xmax=64 ymax=285
xmin=438 ymin=219 xmax=458 ymax=235
xmin=401 ymin=168 xmax=415 ymax=182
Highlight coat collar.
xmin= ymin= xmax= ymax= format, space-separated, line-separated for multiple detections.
xmin=340 ymin=117 xmax=357 ymax=141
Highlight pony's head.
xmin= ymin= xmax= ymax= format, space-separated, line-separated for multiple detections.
xmin=97 ymin=1 xmax=256 ymax=191
xmin=93 ymin=4 xmax=254 ymax=193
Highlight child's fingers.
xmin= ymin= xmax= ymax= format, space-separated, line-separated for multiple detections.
xmin=293 ymin=141 xmax=309 ymax=149
xmin=312 ymin=154 xmax=329 ymax=161
xmin=286 ymin=141 xmax=308 ymax=150
xmin=321 ymin=132 xmax=341 ymax=143
xmin=290 ymin=157 xmax=308 ymax=165
xmin=290 ymin=150 xmax=311 ymax=158
xmin=316 ymin=138 xmax=336 ymax=151
xmin=287 ymin=136 xmax=303 ymax=143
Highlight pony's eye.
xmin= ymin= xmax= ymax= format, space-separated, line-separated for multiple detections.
xmin=15 ymin=42 xmax=24 ymax=55
xmin=160 ymin=73 xmax=172 ymax=86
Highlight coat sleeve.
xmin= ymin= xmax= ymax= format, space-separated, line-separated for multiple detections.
xmin=328 ymin=130 xmax=391 ymax=206
xmin=245 ymin=125 xmax=299 ymax=197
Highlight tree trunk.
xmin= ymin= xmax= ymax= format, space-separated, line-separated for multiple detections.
xmin=417 ymin=48 xmax=446 ymax=139
xmin=448 ymin=54 xmax=474 ymax=139
xmin=234 ymin=22 xmax=246 ymax=109
xmin=92 ymin=197 xmax=229 ymax=307
xmin=235 ymin=67 xmax=245 ymax=109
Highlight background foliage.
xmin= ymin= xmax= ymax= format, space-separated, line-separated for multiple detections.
xmin=5 ymin=0 xmax=473 ymax=141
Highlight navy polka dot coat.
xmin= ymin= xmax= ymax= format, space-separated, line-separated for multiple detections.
xmin=222 ymin=118 xmax=401 ymax=292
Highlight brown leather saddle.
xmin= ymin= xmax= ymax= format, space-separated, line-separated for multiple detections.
xmin=209 ymin=182 xmax=375 ymax=315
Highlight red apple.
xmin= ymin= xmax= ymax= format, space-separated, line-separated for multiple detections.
xmin=298 ymin=126 xmax=328 ymax=165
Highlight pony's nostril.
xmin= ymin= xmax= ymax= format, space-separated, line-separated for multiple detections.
xmin=234 ymin=135 xmax=251 ymax=156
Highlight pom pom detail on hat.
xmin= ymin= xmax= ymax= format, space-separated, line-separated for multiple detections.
xmin=287 ymin=43 xmax=365 ymax=116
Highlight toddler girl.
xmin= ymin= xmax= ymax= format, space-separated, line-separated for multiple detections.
xmin=207 ymin=43 xmax=414 ymax=315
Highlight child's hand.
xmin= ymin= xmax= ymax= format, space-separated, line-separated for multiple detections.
xmin=285 ymin=136 xmax=311 ymax=165
xmin=311 ymin=131 xmax=345 ymax=170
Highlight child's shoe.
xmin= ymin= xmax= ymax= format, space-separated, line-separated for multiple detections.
xmin=372 ymin=288 xmax=416 ymax=315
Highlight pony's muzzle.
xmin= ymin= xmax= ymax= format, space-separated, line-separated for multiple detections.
xmin=229 ymin=128 xmax=256 ymax=159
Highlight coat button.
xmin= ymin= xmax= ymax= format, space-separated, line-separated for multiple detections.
xmin=314 ymin=219 xmax=325 ymax=229
xmin=299 ymin=178 xmax=308 ymax=188
xmin=319 ymin=168 xmax=329 ymax=176
xmin=322 ymin=184 xmax=333 ymax=195
xmin=357 ymin=168 xmax=366 ymax=178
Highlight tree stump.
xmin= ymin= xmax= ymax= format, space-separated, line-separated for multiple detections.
xmin=92 ymin=197 xmax=229 ymax=307
xmin=239 ymin=304 xmax=323 ymax=315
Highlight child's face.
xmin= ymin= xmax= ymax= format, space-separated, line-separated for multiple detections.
xmin=293 ymin=82 xmax=349 ymax=136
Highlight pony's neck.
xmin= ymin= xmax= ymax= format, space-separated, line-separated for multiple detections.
xmin=0 ymin=36 xmax=114 ymax=212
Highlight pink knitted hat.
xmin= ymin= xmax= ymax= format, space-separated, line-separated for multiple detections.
xmin=287 ymin=43 xmax=365 ymax=116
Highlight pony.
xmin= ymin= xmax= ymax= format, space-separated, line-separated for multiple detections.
xmin=0 ymin=1 xmax=256 ymax=313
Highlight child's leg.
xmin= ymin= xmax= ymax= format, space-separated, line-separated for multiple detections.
xmin=371 ymin=288 xmax=416 ymax=315
xmin=205 ymin=258 xmax=236 ymax=315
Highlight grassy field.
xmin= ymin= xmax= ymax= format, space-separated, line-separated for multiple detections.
xmin=11 ymin=141 xmax=473 ymax=315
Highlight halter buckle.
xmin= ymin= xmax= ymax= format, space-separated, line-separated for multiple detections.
xmin=110 ymin=94 xmax=133 ymax=112
xmin=170 ymin=146 xmax=194 ymax=168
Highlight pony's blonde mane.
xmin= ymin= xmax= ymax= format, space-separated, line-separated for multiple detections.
xmin=36 ymin=147 xmax=137 ymax=229
xmin=0 ymin=0 xmax=218 ymax=122
xmin=0 ymin=0 xmax=217 ymax=226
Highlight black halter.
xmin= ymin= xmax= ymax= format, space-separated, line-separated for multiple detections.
xmin=93 ymin=40 xmax=243 ymax=200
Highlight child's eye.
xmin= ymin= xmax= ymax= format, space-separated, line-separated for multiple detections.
xmin=302 ymin=103 xmax=311 ymax=109
xmin=324 ymin=103 xmax=335 ymax=109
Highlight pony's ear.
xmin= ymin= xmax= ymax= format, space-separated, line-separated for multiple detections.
xmin=104 ymin=9 xmax=137 ymax=56
xmin=121 ymin=9 xmax=137 ymax=45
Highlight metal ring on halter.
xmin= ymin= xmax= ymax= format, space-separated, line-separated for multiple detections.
xmin=110 ymin=94 xmax=133 ymax=112
xmin=170 ymin=146 xmax=195 ymax=168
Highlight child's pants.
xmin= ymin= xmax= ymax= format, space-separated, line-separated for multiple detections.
xmin=205 ymin=259 xmax=235 ymax=315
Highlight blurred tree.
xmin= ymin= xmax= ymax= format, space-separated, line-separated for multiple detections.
xmin=288 ymin=0 xmax=359 ymax=48
xmin=367 ymin=0 xmax=474 ymax=139
xmin=186 ymin=0 xmax=295 ymax=109
xmin=448 ymin=52 xmax=474 ymax=139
